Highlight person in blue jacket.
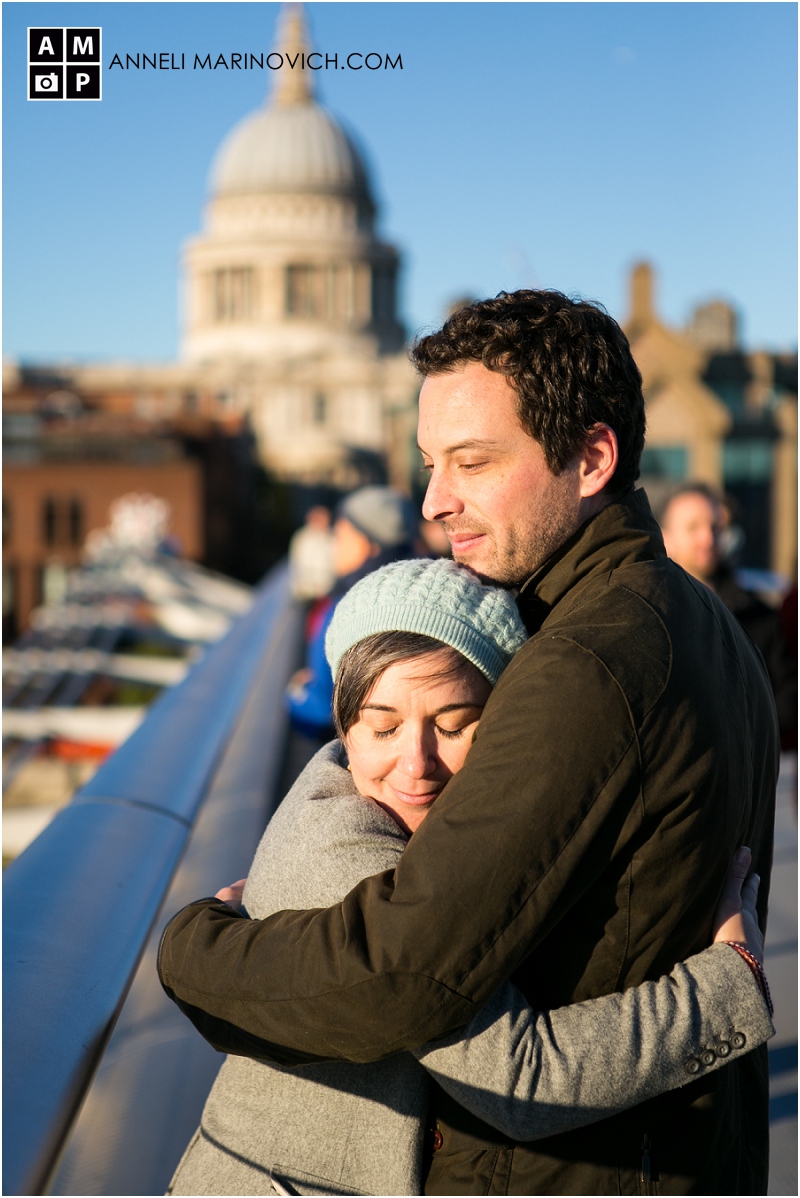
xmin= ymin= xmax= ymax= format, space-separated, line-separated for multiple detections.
xmin=286 ymin=486 xmax=419 ymax=738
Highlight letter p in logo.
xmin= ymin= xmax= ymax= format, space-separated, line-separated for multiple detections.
xmin=66 ymin=64 xmax=100 ymax=99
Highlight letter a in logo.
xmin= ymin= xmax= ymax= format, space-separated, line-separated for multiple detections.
xmin=29 ymin=27 xmax=64 ymax=64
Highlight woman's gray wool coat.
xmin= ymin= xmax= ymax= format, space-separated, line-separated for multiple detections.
xmin=167 ymin=741 xmax=773 ymax=1197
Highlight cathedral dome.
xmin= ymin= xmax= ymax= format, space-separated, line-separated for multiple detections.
xmin=210 ymin=99 xmax=373 ymax=201
xmin=208 ymin=4 xmax=373 ymax=205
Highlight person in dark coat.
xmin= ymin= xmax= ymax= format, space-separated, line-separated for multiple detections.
xmin=160 ymin=291 xmax=778 ymax=1195
xmin=660 ymin=482 xmax=797 ymax=750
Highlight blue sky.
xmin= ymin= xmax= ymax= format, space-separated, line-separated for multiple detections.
xmin=3 ymin=2 xmax=797 ymax=361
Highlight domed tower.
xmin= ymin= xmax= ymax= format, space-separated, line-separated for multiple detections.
xmin=180 ymin=6 xmax=412 ymax=486
xmin=182 ymin=5 xmax=404 ymax=363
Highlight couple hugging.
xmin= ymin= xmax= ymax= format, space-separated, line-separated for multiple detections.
xmin=159 ymin=290 xmax=777 ymax=1196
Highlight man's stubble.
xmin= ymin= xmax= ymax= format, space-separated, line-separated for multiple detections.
xmin=445 ymin=484 xmax=584 ymax=590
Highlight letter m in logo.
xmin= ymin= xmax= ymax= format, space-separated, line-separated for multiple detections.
xmin=65 ymin=28 xmax=101 ymax=66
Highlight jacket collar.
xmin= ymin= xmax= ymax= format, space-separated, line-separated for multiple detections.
xmin=516 ymin=488 xmax=666 ymax=635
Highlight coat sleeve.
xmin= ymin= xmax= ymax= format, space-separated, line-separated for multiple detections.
xmin=411 ymin=945 xmax=774 ymax=1140
xmin=157 ymin=640 xmax=653 ymax=1064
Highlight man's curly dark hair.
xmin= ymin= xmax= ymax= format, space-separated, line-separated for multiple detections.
xmin=411 ymin=290 xmax=646 ymax=499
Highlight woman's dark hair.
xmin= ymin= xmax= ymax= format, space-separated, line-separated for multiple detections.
xmin=333 ymin=630 xmax=485 ymax=740
xmin=411 ymin=289 xmax=646 ymax=499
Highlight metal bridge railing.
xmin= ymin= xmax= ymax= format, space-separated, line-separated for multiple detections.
xmin=3 ymin=564 xmax=302 ymax=1196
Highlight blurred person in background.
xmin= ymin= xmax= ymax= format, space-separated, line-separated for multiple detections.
xmin=286 ymin=486 xmax=418 ymax=738
xmin=660 ymin=482 xmax=797 ymax=749
xmin=418 ymin=516 xmax=453 ymax=558
xmin=288 ymin=505 xmax=335 ymax=601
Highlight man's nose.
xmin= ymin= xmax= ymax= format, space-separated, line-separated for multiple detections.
xmin=421 ymin=468 xmax=463 ymax=523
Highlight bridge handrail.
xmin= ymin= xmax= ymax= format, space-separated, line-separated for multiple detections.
xmin=3 ymin=564 xmax=295 ymax=1197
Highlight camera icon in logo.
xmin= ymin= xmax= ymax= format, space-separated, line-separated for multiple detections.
xmin=29 ymin=64 xmax=64 ymax=99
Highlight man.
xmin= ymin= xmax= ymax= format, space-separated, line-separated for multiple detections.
xmin=159 ymin=292 xmax=777 ymax=1194
xmin=659 ymin=484 xmax=722 ymax=585
xmin=661 ymin=483 xmax=796 ymax=749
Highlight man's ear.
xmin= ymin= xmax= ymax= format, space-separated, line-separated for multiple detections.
xmin=579 ymin=424 xmax=619 ymax=498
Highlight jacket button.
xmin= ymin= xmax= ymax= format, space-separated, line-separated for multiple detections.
xmin=432 ymin=1129 xmax=444 ymax=1152
xmin=685 ymin=1057 xmax=701 ymax=1074
xmin=731 ymin=1032 xmax=747 ymax=1050
xmin=700 ymin=1049 xmax=717 ymax=1067
xmin=716 ymin=1040 xmax=731 ymax=1057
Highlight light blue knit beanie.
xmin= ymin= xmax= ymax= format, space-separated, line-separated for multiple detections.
xmin=325 ymin=558 xmax=528 ymax=686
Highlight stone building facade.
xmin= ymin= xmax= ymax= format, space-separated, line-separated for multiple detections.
xmin=627 ymin=263 xmax=797 ymax=577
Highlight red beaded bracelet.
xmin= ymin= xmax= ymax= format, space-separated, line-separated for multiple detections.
xmin=724 ymin=942 xmax=774 ymax=1018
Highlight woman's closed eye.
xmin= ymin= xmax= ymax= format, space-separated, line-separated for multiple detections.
xmin=370 ymin=722 xmax=470 ymax=741
xmin=436 ymin=724 xmax=468 ymax=740
xmin=371 ymin=724 xmax=398 ymax=740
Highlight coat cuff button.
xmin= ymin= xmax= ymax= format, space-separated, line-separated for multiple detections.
xmin=685 ymin=1056 xmax=701 ymax=1074
xmin=700 ymin=1049 xmax=717 ymax=1066
xmin=716 ymin=1040 xmax=731 ymax=1057
xmin=731 ymin=1032 xmax=747 ymax=1050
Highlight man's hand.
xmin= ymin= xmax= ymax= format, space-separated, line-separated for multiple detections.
xmin=712 ymin=847 xmax=764 ymax=963
xmin=215 ymin=879 xmax=247 ymax=911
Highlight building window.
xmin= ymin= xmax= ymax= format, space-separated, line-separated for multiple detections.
xmin=638 ymin=447 xmax=688 ymax=481
xmin=2 ymin=564 xmax=17 ymax=644
xmin=286 ymin=265 xmax=318 ymax=317
xmin=69 ymin=498 xmax=84 ymax=546
xmin=212 ymin=267 xmax=254 ymax=322
xmin=42 ymin=562 xmax=69 ymax=607
xmin=42 ymin=496 xmax=84 ymax=548
xmin=43 ymin=497 xmax=56 ymax=546
xmin=286 ymin=264 xmax=366 ymax=323
xmin=723 ymin=440 xmax=773 ymax=484
xmin=372 ymin=265 xmax=395 ymax=324
xmin=312 ymin=394 xmax=327 ymax=424
xmin=353 ymin=262 xmax=372 ymax=324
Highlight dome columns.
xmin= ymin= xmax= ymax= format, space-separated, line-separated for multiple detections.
xmin=183 ymin=214 xmax=403 ymax=359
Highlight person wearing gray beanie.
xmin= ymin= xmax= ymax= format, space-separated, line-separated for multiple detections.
xmin=335 ymin=486 xmax=419 ymax=551
xmin=326 ymin=557 xmax=528 ymax=687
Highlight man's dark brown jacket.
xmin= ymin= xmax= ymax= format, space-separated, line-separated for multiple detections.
xmin=159 ymin=489 xmax=777 ymax=1195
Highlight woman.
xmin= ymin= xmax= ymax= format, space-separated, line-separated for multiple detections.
xmin=169 ymin=559 xmax=773 ymax=1198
